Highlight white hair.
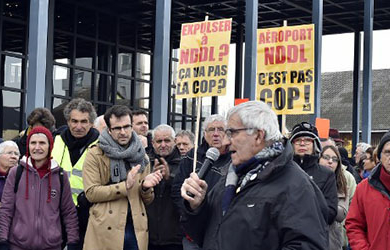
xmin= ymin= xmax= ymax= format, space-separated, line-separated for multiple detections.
xmin=152 ymin=124 xmax=176 ymax=139
xmin=356 ymin=142 xmax=371 ymax=153
xmin=226 ymin=101 xmax=282 ymax=144
xmin=202 ymin=114 xmax=226 ymax=131
xmin=0 ymin=141 xmax=19 ymax=155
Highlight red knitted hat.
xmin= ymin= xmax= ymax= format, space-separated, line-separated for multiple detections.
xmin=26 ymin=126 xmax=54 ymax=159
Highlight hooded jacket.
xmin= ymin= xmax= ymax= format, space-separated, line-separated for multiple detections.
xmin=346 ymin=164 xmax=390 ymax=250
xmin=183 ymin=141 xmax=329 ymax=250
xmin=294 ymin=154 xmax=338 ymax=224
xmin=0 ymin=157 xmax=79 ymax=250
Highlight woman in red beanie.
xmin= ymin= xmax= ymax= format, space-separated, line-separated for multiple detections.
xmin=0 ymin=126 xmax=80 ymax=250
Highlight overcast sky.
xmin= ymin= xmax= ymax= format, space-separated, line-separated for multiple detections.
xmin=322 ymin=29 xmax=390 ymax=72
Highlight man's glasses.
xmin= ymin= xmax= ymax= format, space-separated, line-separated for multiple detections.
xmin=206 ymin=127 xmax=225 ymax=134
xmin=321 ymin=154 xmax=339 ymax=163
xmin=292 ymin=137 xmax=314 ymax=145
xmin=110 ymin=124 xmax=132 ymax=133
xmin=225 ymin=128 xmax=255 ymax=139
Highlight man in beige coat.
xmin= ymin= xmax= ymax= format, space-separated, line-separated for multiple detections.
xmin=83 ymin=105 xmax=163 ymax=250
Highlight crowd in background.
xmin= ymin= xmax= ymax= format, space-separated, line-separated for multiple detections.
xmin=0 ymin=97 xmax=387 ymax=250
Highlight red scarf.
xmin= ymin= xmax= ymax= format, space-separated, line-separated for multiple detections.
xmin=32 ymin=158 xmax=51 ymax=179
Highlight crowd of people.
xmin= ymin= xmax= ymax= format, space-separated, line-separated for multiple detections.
xmin=0 ymin=98 xmax=387 ymax=250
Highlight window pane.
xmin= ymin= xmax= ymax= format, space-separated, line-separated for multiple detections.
xmin=99 ymin=13 xmax=116 ymax=42
xmin=54 ymin=2 xmax=75 ymax=32
xmin=202 ymin=97 xmax=212 ymax=118
xmin=136 ymin=53 xmax=151 ymax=80
xmin=52 ymin=98 xmax=69 ymax=127
xmin=172 ymin=98 xmax=183 ymax=114
xmin=54 ymin=32 xmax=73 ymax=64
xmin=118 ymin=50 xmax=132 ymax=77
xmin=3 ymin=56 xmax=22 ymax=89
xmin=135 ymin=81 xmax=149 ymax=109
xmin=172 ymin=115 xmax=183 ymax=131
xmin=74 ymin=70 xmax=92 ymax=100
xmin=95 ymin=74 xmax=112 ymax=102
xmin=116 ymin=78 xmax=132 ymax=106
xmin=77 ymin=7 xmax=96 ymax=38
xmin=2 ymin=0 xmax=28 ymax=21
xmin=1 ymin=91 xmax=21 ymax=139
xmin=76 ymin=38 xmax=95 ymax=69
xmin=53 ymin=65 xmax=70 ymax=96
xmin=2 ymin=21 xmax=26 ymax=55
xmin=97 ymin=43 xmax=112 ymax=72
xmin=187 ymin=98 xmax=194 ymax=116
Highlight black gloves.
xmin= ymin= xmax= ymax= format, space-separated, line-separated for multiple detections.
xmin=67 ymin=243 xmax=81 ymax=250
xmin=0 ymin=241 xmax=9 ymax=250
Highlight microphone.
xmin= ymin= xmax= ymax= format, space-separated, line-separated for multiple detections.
xmin=186 ymin=147 xmax=220 ymax=198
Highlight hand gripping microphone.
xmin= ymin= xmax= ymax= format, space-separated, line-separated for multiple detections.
xmin=187 ymin=147 xmax=220 ymax=198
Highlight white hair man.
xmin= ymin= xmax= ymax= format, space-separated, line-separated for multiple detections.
xmin=172 ymin=114 xmax=231 ymax=250
xmin=147 ymin=124 xmax=183 ymax=250
xmin=180 ymin=101 xmax=328 ymax=250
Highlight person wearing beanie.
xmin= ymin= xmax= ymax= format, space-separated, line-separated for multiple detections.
xmin=289 ymin=122 xmax=338 ymax=225
xmin=0 ymin=126 xmax=80 ymax=250
xmin=346 ymin=132 xmax=390 ymax=250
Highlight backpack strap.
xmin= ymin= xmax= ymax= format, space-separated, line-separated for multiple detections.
xmin=59 ymin=167 xmax=64 ymax=209
xmin=14 ymin=165 xmax=24 ymax=193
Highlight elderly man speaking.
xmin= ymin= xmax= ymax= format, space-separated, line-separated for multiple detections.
xmin=180 ymin=101 xmax=329 ymax=250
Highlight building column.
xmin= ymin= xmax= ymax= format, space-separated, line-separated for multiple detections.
xmin=26 ymin=0 xmax=49 ymax=116
xmin=151 ymin=0 xmax=171 ymax=128
xmin=362 ymin=0 xmax=374 ymax=144
xmin=243 ymin=0 xmax=257 ymax=100
xmin=352 ymin=31 xmax=361 ymax=154
xmin=310 ymin=0 xmax=323 ymax=123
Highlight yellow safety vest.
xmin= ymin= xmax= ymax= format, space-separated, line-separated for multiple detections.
xmin=52 ymin=135 xmax=98 ymax=204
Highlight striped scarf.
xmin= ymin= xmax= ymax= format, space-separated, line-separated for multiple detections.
xmin=221 ymin=141 xmax=284 ymax=216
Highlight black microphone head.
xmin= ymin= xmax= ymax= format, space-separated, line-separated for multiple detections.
xmin=206 ymin=147 xmax=220 ymax=162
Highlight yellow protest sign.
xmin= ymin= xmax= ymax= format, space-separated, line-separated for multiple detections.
xmin=256 ymin=24 xmax=315 ymax=115
xmin=176 ymin=18 xmax=232 ymax=99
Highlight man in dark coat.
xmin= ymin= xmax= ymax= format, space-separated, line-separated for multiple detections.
xmin=290 ymin=122 xmax=338 ymax=225
xmin=147 ymin=124 xmax=183 ymax=250
xmin=180 ymin=101 xmax=329 ymax=250
xmin=171 ymin=114 xmax=231 ymax=250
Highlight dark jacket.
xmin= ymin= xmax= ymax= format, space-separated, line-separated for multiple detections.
xmin=171 ymin=140 xmax=231 ymax=219
xmin=346 ymin=164 xmax=390 ymax=250
xmin=183 ymin=141 xmax=328 ymax=250
xmin=146 ymin=147 xmax=183 ymax=246
xmin=0 ymin=175 xmax=6 ymax=202
xmin=0 ymin=157 xmax=79 ymax=250
xmin=294 ymin=154 xmax=338 ymax=224
xmin=14 ymin=129 xmax=28 ymax=158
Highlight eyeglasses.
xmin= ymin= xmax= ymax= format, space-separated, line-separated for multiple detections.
xmin=292 ymin=137 xmax=314 ymax=145
xmin=2 ymin=151 xmax=20 ymax=157
xmin=225 ymin=127 xmax=255 ymax=139
xmin=321 ymin=154 xmax=339 ymax=163
xmin=382 ymin=150 xmax=390 ymax=158
xmin=206 ymin=127 xmax=225 ymax=134
xmin=110 ymin=124 xmax=132 ymax=133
